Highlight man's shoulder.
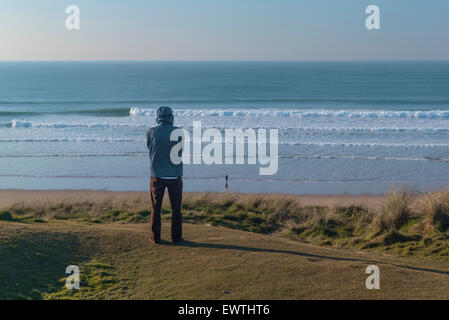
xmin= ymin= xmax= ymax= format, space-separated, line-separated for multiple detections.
xmin=147 ymin=126 xmax=158 ymax=135
xmin=159 ymin=124 xmax=182 ymax=132
xmin=148 ymin=124 xmax=182 ymax=136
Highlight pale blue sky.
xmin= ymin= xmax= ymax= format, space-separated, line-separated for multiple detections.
xmin=0 ymin=0 xmax=448 ymax=61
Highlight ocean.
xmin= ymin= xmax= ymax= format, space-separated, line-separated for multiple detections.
xmin=1 ymin=61 xmax=449 ymax=194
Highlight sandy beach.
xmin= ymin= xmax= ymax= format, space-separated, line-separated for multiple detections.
xmin=0 ymin=189 xmax=386 ymax=209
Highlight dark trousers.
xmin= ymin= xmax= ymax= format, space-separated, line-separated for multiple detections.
xmin=150 ymin=177 xmax=183 ymax=243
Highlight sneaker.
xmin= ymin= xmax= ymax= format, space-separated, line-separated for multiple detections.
xmin=172 ymin=238 xmax=184 ymax=244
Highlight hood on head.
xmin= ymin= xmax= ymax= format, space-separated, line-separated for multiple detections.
xmin=156 ymin=106 xmax=174 ymax=125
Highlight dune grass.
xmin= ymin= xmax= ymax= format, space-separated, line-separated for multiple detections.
xmin=2 ymin=188 xmax=449 ymax=259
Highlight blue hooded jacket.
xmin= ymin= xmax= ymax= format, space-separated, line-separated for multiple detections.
xmin=146 ymin=107 xmax=183 ymax=178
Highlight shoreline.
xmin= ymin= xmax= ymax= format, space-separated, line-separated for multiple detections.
xmin=0 ymin=189 xmax=386 ymax=209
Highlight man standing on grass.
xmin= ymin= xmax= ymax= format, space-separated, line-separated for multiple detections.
xmin=146 ymin=106 xmax=183 ymax=244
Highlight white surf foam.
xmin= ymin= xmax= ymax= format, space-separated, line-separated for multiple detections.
xmin=130 ymin=107 xmax=449 ymax=118
xmin=10 ymin=119 xmax=148 ymax=128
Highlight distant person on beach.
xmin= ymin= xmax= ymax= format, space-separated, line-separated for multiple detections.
xmin=146 ymin=106 xmax=183 ymax=244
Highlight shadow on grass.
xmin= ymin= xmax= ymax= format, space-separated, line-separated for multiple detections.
xmin=0 ymin=231 xmax=88 ymax=299
xmin=160 ymin=240 xmax=449 ymax=277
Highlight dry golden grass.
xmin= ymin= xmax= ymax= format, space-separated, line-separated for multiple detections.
xmin=371 ymin=189 xmax=414 ymax=232
xmin=2 ymin=187 xmax=449 ymax=258
xmin=414 ymin=190 xmax=449 ymax=233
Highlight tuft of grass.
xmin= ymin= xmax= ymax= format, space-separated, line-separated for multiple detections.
xmin=372 ymin=189 xmax=413 ymax=232
xmin=415 ymin=191 xmax=449 ymax=232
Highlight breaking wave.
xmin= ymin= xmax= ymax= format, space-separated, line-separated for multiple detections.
xmin=130 ymin=107 xmax=449 ymax=118
xmin=4 ymin=119 xmax=449 ymax=133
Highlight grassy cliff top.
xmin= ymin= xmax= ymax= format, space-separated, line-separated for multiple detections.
xmin=2 ymin=189 xmax=449 ymax=299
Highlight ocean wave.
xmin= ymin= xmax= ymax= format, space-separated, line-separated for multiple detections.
xmin=288 ymin=127 xmax=449 ymax=133
xmin=130 ymin=107 xmax=449 ymax=118
xmin=3 ymin=107 xmax=449 ymax=119
xmin=0 ymin=152 xmax=146 ymax=158
xmin=2 ymin=137 xmax=448 ymax=149
xmin=0 ymin=174 xmax=140 ymax=179
xmin=8 ymin=119 xmax=148 ymax=128
xmin=0 ymin=108 xmax=131 ymax=117
xmin=61 ymin=108 xmax=131 ymax=117
xmin=4 ymin=119 xmax=449 ymax=133
xmin=0 ymin=111 xmax=41 ymax=117
xmin=2 ymin=152 xmax=449 ymax=164
xmin=0 ymin=137 xmax=144 ymax=142
xmin=284 ymin=142 xmax=449 ymax=148
xmin=279 ymin=154 xmax=449 ymax=162
xmin=4 ymin=119 xmax=449 ymax=134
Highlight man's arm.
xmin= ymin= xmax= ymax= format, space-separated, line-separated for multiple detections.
xmin=146 ymin=128 xmax=152 ymax=150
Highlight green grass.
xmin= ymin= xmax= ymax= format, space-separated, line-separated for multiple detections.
xmin=2 ymin=188 xmax=449 ymax=259
xmin=0 ymin=227 xmax=85 ymax=299
xmin=44 ymin=259 xmax=119 ymax=299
